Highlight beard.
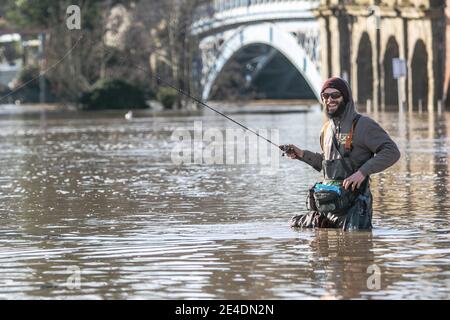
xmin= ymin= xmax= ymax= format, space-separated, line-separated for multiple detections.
xmin=326 ymin=100 xmax=347 ymax=118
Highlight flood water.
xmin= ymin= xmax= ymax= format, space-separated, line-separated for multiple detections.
xmin=0 ymin=103 xmax=448 ymax=300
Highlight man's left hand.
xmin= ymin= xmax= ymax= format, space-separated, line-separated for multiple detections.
xmin=343 ymin=170 xmax=366 ymax=191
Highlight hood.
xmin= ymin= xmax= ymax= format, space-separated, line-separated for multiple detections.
xmin=323 ymin=77 xmax=359 ymax=160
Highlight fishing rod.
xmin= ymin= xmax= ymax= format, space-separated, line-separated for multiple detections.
xmin=154 ymin=74 xmax=295 ymax=156
xmin=0 ymin=31 xmax=293 ymax=155
xmin=98 ymin=43 xmax=294 ymax=155
xmin=114 ymin=54 xmax=284 ymax=151
xmin=154 ymin=75 xmax=281 ymax=149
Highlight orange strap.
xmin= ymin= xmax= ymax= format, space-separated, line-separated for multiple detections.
xmin=345 ymin=125 xmax=354 ymax=152
xmin=345 ymin=118 xmax=360 ymax=152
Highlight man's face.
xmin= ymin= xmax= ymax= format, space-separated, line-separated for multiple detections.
xmin=322 ymin=88 xmax=344 ymax=116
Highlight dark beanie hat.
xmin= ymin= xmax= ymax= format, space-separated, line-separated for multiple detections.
xmin=321 ymin=77 xmax=349 ymax=103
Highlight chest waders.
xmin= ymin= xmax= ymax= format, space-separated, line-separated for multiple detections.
xmin=293 ymin=115 xmax=373 ymax=230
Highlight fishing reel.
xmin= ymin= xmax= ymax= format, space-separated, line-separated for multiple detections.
xmin=279 ymin=145 xmax=294 ymax=157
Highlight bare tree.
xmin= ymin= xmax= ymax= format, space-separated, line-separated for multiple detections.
xmin=4 ymin=0 xmax=211 ymax=105
xmin=123 ymin=0 xmax=210 ymax=108
xmin=46 ymin=0 xmax=116 ymax=102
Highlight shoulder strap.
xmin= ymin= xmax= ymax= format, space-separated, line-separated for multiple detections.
xmin=331 ymin=131 xmax=353 ymax=176
xmin=320 ymin=121 xmax=331 ymax=151
xmin=344 ymin=114 xmax=362 ymax=152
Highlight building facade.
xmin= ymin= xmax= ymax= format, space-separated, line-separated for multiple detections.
xmin=316 ymin=0 xmax=447 ymax=111
xmin=445 ymin=0 xmax=450 ymax=106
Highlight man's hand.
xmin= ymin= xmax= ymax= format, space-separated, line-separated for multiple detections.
xmin=280 ymin=144 xmax=304 ymax=159
xmin=343 ymin=170 xmax=366 ymax=191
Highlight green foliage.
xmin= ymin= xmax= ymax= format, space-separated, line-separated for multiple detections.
xmin=12 ymin=64 xmax=53 ymax=103
xmin=4 ymin=0 xmax=56 ymax=28
xmin=4 ymin=0 xmax=93 ymax=29
xmin=4 ymin=0 xmax=133 ymax=30
xmin=144 ymin=87 xmax=156 ymax=100
xmin=16 ymin=64 xmax=40 ymax=89
xmin=156 ymin=87 xmax=178 ymax=109
xmin=79 ymin=79 xmax=148 ymax=110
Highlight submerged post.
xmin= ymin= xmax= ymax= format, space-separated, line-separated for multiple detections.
xmin=392 ymin=58 xmax=407 ymax=113
xmin=437 ymin=99 xmax=443 ymax=115
xmin=38 ymin=32 xmax=46 ymax=104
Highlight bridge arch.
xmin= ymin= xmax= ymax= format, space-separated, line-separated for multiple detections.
xmin=410 ymin=39 xmax=429 ymax=111
xmin=356 ymin=32 xmax=374 ymax=106
xmin=201 ymin=23 xmax=322 ymax=101
xmin=382 ymin=36 xmax=400 ymax=109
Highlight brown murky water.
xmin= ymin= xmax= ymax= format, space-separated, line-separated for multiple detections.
xmin=0 ymin=104 xmax=448 ymax=299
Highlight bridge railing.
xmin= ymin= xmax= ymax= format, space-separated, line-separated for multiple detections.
xmin=213 ymin=0 xmax=320 ymax=12
xmin=193 ymin=0 xmax=320 ymax=28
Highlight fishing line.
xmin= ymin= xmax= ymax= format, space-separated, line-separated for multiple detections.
xmin=88 ymin=39 xmax=282 ymax=150
xmin=0 ymin=30 xmax=290 ymax=152
xmin=0 ymin=34 xmax=85 ymax=103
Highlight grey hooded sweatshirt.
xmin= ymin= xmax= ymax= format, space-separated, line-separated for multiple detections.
xmin=299 ymin=79 xmax=400 ymax=178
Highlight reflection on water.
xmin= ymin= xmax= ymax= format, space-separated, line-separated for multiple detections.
xmin=0 ymin=105 xmax=448 ymax=299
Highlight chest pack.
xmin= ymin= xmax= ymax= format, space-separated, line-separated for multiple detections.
xmin=306 ymin=182 xmax=357 ymax=214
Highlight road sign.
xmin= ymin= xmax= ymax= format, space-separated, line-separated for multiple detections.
xmin=393 ymin=58 xmax=407 ymax=79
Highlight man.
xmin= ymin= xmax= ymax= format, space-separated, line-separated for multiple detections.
xmin=282 ymin=77 xmax=400 ymax=230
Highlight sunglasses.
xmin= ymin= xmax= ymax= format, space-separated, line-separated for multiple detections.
xmin=321 ymin=92 xmax=342 ymax=100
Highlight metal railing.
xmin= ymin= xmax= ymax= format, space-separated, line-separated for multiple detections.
xmin=193 ymin=0 xmax=320 ymax=25
xmin=213 ymin=0 xmax=320 ymax=12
